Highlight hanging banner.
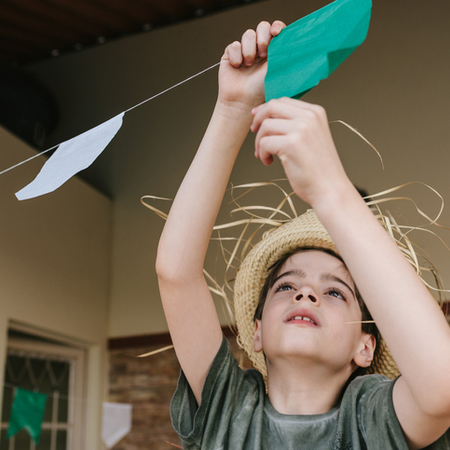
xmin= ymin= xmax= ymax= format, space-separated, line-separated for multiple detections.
xmin=265 ymin=0 xmax=372 ymax=100
xmin=101 ymin=402 xmax=132 ymax=448
xmin=7 ymin=388 xmax=47 ymax=444
xmin=16 ymin=113 xmax=125 ymax=201
xmin=8 ymin=0 xmax=373 ymax=200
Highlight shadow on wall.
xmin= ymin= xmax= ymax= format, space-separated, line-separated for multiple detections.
xmin=0 ymin=63 xmax=59 ymax=149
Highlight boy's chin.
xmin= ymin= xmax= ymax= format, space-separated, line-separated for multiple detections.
xmin=264 ymin=345 xmax=322 ymax=364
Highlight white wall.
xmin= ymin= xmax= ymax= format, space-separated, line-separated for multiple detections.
xmin=0 ymin=126 xmax=112 ymax=448
xmin=27 ymin=0 xmax=450 ymax=338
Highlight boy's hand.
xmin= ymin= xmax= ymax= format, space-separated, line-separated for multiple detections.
xmin=251 ymin=98 xmax=351 ymax=207
xmin=218 ymin=20 xmax=285 ymax=111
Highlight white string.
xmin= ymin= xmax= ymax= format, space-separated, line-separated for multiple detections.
xmin=0 ymin=61 xmax=221 ymax=178
xmin=0 ymin=145 xmax=58 ymax=176
xmin=123 ymin=61 xmax=220 ymax=114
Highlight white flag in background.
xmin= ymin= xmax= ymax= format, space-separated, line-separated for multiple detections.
xmin=101 ymin=401 xmax=132 ymax=448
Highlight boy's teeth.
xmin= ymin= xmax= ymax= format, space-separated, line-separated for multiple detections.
xmin=292 ymin=316 xmax=315 ymax=324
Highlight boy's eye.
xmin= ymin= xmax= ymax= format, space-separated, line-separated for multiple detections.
xmin=326 ymin=289 xmax=346 ymax=301
xmin=274 ymin=282 xmax=293 ymax=292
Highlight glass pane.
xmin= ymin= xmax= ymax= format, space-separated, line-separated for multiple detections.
xmin=56 ymin=430 xmax=67 ymax=450
xmin=1 ymin=385 xmax=12 ymax=422
xmin=13 ymin=428 xmax=30 ymax=448
xmin=6 ymin=354 xmax=33 ymax=391
xmin=42 ymin=393 xmax=53 ymax=423
xmin=36 ymin=429 xmax=51 ymax=449
xmin=0 ymin=428 xmax=9 ymax=450
xmin=58 ymin=396 xmax=68 ymax=424
xmin=53 ymin=362 xmax=69 ymax=424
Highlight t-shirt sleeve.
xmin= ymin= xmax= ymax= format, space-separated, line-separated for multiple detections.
xmin=355 ymin=376 xmax=409 ymax=448
xmin=170 ymin=334 xmax=265 ymax=449
xmin=355 ymin=376 xmax=450 ymax=449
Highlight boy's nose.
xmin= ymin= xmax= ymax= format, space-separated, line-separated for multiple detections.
xmin=295 ymin=293 xmax=318 ymax=303
xmin=294 ymin=286 xmax=319 ymax=304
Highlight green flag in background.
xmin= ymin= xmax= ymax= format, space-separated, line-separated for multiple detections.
xmin=7 ymin=388 xmax=47 ymax=444
xmin=265 ymin=0 xmax=372 ymax=101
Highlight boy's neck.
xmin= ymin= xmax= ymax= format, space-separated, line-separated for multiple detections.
xmin=266 ymin=361 xmax=353 ymax=415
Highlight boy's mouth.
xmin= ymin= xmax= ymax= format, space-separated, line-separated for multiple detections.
xmin=285 ymin=310 xmax=319 ymax=326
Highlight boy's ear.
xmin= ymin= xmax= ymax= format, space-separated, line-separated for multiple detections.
xmin=353 ymin=333 xmax=376 ymax=368
xmin=253 ymin=320 xmax=263 ymax=353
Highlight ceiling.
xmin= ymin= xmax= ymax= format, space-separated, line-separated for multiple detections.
xmin=0 ymin=0 xmax=263 ymax=65
xmin=0 ymin=0 xmax=266 ymax=168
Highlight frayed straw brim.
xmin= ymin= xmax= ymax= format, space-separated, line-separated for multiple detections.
xmin=142 ymin=181 xmax=446 ymax=381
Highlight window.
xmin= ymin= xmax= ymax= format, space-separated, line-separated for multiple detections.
xmin=1 ymin=330 xmax=85 ymax=450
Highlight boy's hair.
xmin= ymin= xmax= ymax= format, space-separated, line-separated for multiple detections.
xmin=253 ymin=246 xmax=381 ymax=379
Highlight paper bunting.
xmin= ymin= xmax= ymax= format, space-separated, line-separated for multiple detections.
xmin=15 ymin=113 xmax=124 ymax=201
xmin=101 ymin=402 xmax=132 ymax=448
xmin=265 ymin=0 xmax=372 ymax=101
xmin=12 ymin=0 xmax=372 ymax=201
xmin=7 ymin=388 xmax=47 ymax=444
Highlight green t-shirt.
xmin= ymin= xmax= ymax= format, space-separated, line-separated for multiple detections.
xmin=171 ymin=336 xmax=450 ymax=449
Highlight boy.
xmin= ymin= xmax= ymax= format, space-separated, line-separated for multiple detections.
xmin=155 ymin=20 xmax=450 ymax=449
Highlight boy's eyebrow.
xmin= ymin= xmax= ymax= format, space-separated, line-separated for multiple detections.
xmin=272 ymin=269 xmax=306 ymax=286
xmin=321 ymin=273 xmax=356 ymax=298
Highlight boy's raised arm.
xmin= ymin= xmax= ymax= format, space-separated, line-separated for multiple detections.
xmin=156 ymin=21 xmax=285 ymax=404
xmin=251 ymin=97 xmax=450 ymax=448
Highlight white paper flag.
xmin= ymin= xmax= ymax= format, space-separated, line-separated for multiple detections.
xmin=16 ymin=113 xmax=124 ymax=201
xmin=101 ymin=401 xmax=132 ymax=448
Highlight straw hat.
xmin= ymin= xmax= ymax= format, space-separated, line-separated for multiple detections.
xmin=233 ymin=209 xmax=400 ymax=380
xmin=142 ymin=182 xmax=443 ymax=380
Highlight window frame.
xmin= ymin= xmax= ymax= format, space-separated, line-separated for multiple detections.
xmin=1 ymin=336 xmax=86 ymax=450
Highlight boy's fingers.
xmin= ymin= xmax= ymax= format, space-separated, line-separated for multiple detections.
xmin=241 ymin=29 xmax=257 ymax=66
xmin=251 ymin=103 xmax=264 ymax=116
xmin=257 ymin=142 xmax=274 ymax=166
xmin=257 ymin=135 xmax=290 ymax=166
xmin=251 ymin=98 xmax=296 ymax=132
xmin=252 ymin=98 xmax=322 ymax=132
xmin=271 ymin=20 xmax=286 ymax=36
xmin=254 ymin=118 xmax=291 ymax=156
xmin=256 ymin=21 xmax=271 ymax=58
xmin=225 ymin=41 xmax=244 ymax=67
xmin=224 ymin=20 xmax=286 ymax=68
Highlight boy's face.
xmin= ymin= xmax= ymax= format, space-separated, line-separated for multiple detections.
xmin=253 ymin=250 xmax=374 ymax=375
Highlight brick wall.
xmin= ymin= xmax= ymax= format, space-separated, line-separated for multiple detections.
xmin=108 ymin=331 xmax=252 ymax=449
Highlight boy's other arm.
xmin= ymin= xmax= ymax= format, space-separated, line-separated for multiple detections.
xmin=317 ymin=188 xmax=450 ymax=450
xmin=156 ymin=21 xmax=285 ymax=405
xmin=319 ymin=190 xmax=450 ymax=450
xmin=252 ymin=98 xmax=450 ymax=448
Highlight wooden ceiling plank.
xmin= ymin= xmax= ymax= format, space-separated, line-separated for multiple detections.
xmin=138 ymin=0 xmax=192 ymax=19
xmin=3 ymin=0 xmax=111 ymax=37
xmin=0 ymin=37 xmax=39 ymax=56
xmin=0 ymin=38 xmax=49 ymax=65
xmin=90 ymin=0 xmax=161 ymax=25
xmin=41 ymin=0 xmax=138 ymax=33
xmin=0 ymin=4 xmax=90 ymax=44
xmin=182 ymin=0 xmax=218 ymax=9
xmin=0 ymin=21 xmax=56 ymax=49
xmin=0 ymin=0 xmax=261 ymax=64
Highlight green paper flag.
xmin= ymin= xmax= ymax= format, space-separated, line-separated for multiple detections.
xmin=265 ymin=0 xmax=372 ymax=101
xmin=7 ymin=388 xmax=47 ymax=444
